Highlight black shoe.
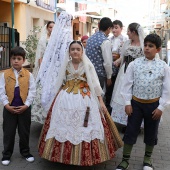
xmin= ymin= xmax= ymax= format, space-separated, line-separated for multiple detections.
xmin=23 ymin=154 xmax=34 ymax=163
xmin=116 ymin=160 xmax=129 ymax=170
xmin=1 ymin=157 xmax=10 ymax=166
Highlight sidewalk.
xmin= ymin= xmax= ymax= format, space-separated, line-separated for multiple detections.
xmin=0 ymin=103 xmax=169 ymax=170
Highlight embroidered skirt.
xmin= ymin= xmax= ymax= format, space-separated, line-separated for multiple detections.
xmin=38 ymin=90 xmax=123 ymax=166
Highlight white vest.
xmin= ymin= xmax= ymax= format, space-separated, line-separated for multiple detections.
xmin=133 ymin=57 xmax=166 ymax=99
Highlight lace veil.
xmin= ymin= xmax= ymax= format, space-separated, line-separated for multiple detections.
xmin=36 ymin=11 xmax=73 ymax=110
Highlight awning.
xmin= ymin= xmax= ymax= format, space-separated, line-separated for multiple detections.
xmin=73 ymin=10 xmax=102 ymax=19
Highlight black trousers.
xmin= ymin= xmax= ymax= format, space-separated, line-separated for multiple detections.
xmin=123 ymin=99 xmax=160 ymax=146
xmin=2 ymin=107 xmax=31 ymax=159
xmin=105 ymin=75 xmax=117 ymax=113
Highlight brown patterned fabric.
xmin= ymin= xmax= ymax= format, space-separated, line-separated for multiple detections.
xmin=4 ymin=68 xmax=30 ymax=104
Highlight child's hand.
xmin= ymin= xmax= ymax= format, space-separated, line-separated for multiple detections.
xmin=100 ymin=101 xmax=107 ymax=114
xmin=98 ymin=98 xmax=107 ymax=114
xmin=5 ymin=104 xmax=16 ymax=114
xmin=113 ymin=58 xmax=121 ymax=67
xmin=14 ymin=105 xmax=28 ymax=114
xmin=125 ymin=105 xmax=133 ymax=116
xmin=152 ymin=108 xmax=162 ymax=120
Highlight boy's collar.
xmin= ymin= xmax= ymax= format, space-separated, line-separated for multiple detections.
xmin=12 ymin=67 xmax=22 ymax=73
xmin=144 ymin=57 xmax=156 ymax=61
xmin=112 ymin=34 xmax=122 ymax=38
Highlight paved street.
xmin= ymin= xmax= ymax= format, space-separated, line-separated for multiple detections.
xmin=0 ymin=103 xmax=169 ymax=170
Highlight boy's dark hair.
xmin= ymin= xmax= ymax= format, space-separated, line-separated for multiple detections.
xmin=144 ymin=34 xmax=161 ymax=49
xmin=128 ymin=22 xmax=140 ymax=35
xmin=10 ymin=46 xmax=26 ymax=59
xmin=99 ymin=17 xmax=113 ymax=31
xmin=112 ymin=20 xmax=123 ymax=28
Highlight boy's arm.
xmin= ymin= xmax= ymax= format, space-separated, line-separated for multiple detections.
xmin=0 ymin=73 xmax=9 ymax=106
xmin=24 ymin=73 xmax=36 ymax=107
xmin=158 ymin=64 xmax=170 ymax=112
xmin=120 ymin=62 xmax=134 ymax=105
xmin=101 ymin=39 xmax=113 ymax=80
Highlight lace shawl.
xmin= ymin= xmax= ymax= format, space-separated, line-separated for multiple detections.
xmin=35 ymin=11 xmax=73 ymax=110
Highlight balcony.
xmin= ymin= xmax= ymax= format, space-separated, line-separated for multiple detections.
xmin=1 ymin=0 xmax=27 ymax=3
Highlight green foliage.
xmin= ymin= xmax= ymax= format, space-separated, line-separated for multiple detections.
xmin=23 ymin=26 xmax=41 ymax=67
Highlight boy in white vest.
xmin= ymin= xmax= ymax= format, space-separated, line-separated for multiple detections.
xmin=0 ymin=47 xmax=36 ymax=166
xmin=116 ymin=34 xmax=170 ymax=170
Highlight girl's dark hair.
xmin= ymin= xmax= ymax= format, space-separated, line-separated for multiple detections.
xmin=99 ymin=17 xmax=113 ymax=31
xmin=69 ymin=41 xmax=83 ymax=51
xmin=10 ymin=46 xmax=26 ymax=59
xmin=128 ymin=22 xmax=140 ymax=35
xmin=144 ymin=34 xmax=161 ymax=49
xmin=112 ymin=20 xmax=123 ymax=28
xmin=46 ymin=21 xmax=55 ymax=28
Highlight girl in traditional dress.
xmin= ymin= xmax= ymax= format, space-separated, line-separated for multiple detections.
xmin=32 ymin=11 xmax=72 ymax=124
xmin=33 ymin=21 xmax=55 ymax=78
xmin=110 ymin=23 xmax=145 ymax=131
xmin=38 ymin=41 xmax=123 ymax=166
xmin=31 ymin=21 xmax=55 ymax=124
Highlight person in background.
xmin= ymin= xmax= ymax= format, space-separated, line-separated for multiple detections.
xmin=81 ymin=35 xmax=89 ymax=49
xmin=0 ymin=47 xmax=36 ymax=166
xmin=31 ymin=21 xmax=55 ymax=124
xmin=33 ymin=21 xmax=55 ymax=78
xmin=105 ymin=20 xmax=128 ymax=113
xmin=116 ymin=34 xmax=170 ymax=170
xmin=86 ymin=17 xmax=113 ymax=89
xmin=110 ymin=23 xmax=144 ymax=132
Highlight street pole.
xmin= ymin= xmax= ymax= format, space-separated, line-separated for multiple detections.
xmin=54 ymin=0 xmax=57 ymax=22
xmin=11 ymin=0 xmax=15 ymax=48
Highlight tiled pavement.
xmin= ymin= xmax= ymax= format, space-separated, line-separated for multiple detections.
xmin=0 ymin=97 xmax=169 ymax=169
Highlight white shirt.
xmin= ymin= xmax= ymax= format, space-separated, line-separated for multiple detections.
xmin=101 ymin=39 xmax=113 ymax=79
xmin=109 ymin=34 xmax=128 ymax=54
xmin=121 ymin=58 xmax=170 ymax=112
xmin=0 ymin=68 xmax=36 ymax=107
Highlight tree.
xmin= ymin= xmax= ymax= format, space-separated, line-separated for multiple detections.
xmin=23 ymin=26 xmax=41 ymax=72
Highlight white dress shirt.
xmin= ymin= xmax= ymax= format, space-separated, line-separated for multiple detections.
xmin=101 ymin=39 xmax=113 ymax=79
xmin=121 ymin=58 xmax=170 ymax=111
xmin=0 ymin=68 xmax=36 ymax=107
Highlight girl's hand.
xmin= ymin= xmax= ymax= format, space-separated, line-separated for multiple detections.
xmin=98 ymin=96 xmax=107 ymax=114
xmin=100 ymin=100 xmax=107 ymax=114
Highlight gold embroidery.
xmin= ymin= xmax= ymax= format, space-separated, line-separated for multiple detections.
xmin=62 ymin=72 xmax=90 ymax=97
